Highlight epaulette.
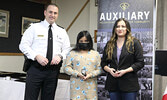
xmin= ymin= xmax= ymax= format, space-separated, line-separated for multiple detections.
xmin=57 ymin=24 xmax=64 ymax=29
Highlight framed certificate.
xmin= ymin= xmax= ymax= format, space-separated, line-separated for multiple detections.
xmin=21 ymin=17 xmax=40 ymax=35
xmin=0 ymin=9 xmax=9 ymax=38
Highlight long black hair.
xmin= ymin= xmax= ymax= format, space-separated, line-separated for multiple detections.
xmin=72 ymin=31 xmax=94 ymax=51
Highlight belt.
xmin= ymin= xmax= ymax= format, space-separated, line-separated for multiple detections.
xmin=31 ymin=60 xmax=63 ymax=71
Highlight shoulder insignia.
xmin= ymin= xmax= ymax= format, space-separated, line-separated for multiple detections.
xmin=57 ymin=24 xmax=64 ymax=29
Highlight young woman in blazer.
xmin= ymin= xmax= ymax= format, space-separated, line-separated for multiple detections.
xmin=101 ymin=18 xmax=144 ymax=100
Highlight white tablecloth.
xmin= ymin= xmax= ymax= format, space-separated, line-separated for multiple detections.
xmin=0 ymin=78 xmax=70 ymax=100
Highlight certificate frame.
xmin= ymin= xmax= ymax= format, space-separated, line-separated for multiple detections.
xmin=21 ymin=17 xmax=40 ymax=35
xmin=0 ymin=9 xmax=9 ymax=38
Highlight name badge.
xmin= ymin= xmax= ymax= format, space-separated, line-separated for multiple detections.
xmin=37 ymin=35 xmax=44 ymax=37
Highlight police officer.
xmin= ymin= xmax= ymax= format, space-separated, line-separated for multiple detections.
xmin=19 ymin=3 xmax=71 ymax=100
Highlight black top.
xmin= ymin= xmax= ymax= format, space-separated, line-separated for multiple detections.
xmin=101 ymin=38 xmax=144 ymax=92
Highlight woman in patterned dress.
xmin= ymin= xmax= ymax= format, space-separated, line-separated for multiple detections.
xmin=64 ymin=31 xmax=102 ymax=100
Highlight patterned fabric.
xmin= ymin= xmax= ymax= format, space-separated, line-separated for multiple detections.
xmin=64 ymin=50 xmax=101 ymax=100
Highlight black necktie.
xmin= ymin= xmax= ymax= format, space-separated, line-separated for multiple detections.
xmin=46 ymin=25 xmax=53 ymax=63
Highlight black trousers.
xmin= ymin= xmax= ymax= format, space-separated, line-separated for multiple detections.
xmin=24 ymin=65 xmax=60 ymax=100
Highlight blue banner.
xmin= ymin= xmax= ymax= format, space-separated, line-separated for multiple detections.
xmin=97 ymin=0 xmax=154 ymax=100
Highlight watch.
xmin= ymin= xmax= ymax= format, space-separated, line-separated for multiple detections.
xmin=57 ymin=54 xmax=63 ymax=60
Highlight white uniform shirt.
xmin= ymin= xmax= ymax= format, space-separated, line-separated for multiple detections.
xmin=19 ymin=19 xmax=71 ymax=61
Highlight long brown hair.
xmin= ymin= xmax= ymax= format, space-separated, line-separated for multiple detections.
xmin=106 ymin=18 xmax=134 ymax=60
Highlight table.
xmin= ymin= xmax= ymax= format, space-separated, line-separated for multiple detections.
xmin=0 ymin=78 xmax=70 ymax=100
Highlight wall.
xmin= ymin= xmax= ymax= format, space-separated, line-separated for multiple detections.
xmin=56 ymin=0 xmax=97 ymax=47
xmin=0 ymin=56 xmax=24 ymax=73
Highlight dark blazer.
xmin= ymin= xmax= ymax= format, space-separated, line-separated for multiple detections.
xmin=101 ymin=38 xmax=144 ymax=92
